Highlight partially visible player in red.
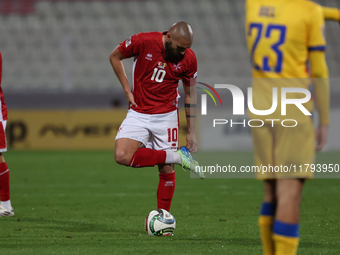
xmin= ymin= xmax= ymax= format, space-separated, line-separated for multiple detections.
xmin=110 ymin=22 xmax=204 ymax=212
xmin=0 ymin=52 xmax=14 ymax=217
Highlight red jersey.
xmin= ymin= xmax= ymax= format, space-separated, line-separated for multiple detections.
xmin=0 ymin=52 xmax=7 ymax=121
xmin=119 ymin=32 xmax=197 ymax=114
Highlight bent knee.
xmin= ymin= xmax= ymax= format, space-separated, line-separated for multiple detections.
xmin=114 ymin=149 xmax=132 ymax=166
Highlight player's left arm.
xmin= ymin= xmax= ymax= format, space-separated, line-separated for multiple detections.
xmin=182 ymin=53 xmax=198 ymax=153
xmin=110 ymin=46 xmax=137 ymax=108
xmin=322 ymin=7 xmax=340 ymax=22
xmin=183 ymin=81 xmax=197 ymax=153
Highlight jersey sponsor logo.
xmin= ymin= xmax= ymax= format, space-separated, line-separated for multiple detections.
xmin=145 ymin=53 xmax=153 ymax=61
xmin=172 ymin=63 xmax=182 ymax=71
xmin=158 ymin=62 xmax=167 ymax=69
xmin=125 ymin=37 xmax=132 ymax=48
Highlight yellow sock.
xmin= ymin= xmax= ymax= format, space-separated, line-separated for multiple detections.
xmin=259 ymin=216 xmax=274 ymax=255
xmin=272 ymin=220 xmax=300 ymax=254
xmin=273 ymin=234 xmax=299 ymax=255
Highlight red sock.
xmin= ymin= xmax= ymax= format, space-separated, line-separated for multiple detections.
xmin=129 ymin=148 xmax=166 ymax=167
xmin=157 ymin=171 xmax=175 ymax=211
xmin=0 ymin=162 xmax=10 ymax=201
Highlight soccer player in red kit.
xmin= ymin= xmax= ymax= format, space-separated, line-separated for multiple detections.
xmin=110 ymin=21 xmax=204 ymax=212
xmin=0 ymin=52 xmax=14 ymax=217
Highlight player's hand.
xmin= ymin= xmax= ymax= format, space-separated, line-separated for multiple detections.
xmin=125 ymin=91 xmax=137 ymax=108
xmin=186 ymin=133 xmax=197 ymax=153
xmin=315 ymin=124 xmax=329 ymax=151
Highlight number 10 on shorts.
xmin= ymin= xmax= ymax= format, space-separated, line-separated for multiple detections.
xmin=167 ymin=128 xmax=178 ymax=142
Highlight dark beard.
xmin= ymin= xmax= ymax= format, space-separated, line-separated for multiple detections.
xmin=164 ymin=41 xmax=185 ymax=63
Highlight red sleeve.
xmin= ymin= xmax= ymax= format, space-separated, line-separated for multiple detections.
xmin=182 ymin=52 xmax=197 ymax=87
xmin=118 ymin=33 xmax=143 ymax=58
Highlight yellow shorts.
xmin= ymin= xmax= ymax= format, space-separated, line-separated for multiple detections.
xmin=251 ymin=119 xmax=315 ymax=179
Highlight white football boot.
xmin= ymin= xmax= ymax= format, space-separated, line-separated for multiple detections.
xmin=0 ymin=205 xmax=15 ymax=217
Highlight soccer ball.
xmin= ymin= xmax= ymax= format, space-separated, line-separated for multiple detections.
xmin=145 ymin=209 xmax=176 ymax=236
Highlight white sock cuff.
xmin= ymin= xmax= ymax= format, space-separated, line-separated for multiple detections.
xmin=165 ymin=151 xmax=181 ymax=164
xmin=0 ymin=200 xmax=12 ymax=211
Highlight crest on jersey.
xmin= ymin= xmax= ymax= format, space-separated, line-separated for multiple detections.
xmin=172 ymin=63 xmax=182 ymax=71
xmin=158 ymin=62 xmax=167 ymax=69
xmin=125 ymin=37 xmax=132 ymax=48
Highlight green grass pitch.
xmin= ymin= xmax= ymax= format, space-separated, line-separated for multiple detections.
xmin=0 ymin=151 xmax=339 ymax=254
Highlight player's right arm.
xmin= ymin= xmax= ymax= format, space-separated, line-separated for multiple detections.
xmin=109 ymin=47 xmax=137 ymax=108
xmin=308 ymin=5 xmax=330 ymax=151
xmin=309 ymin=51 xmax=330 ymax=151
xmin=110 ymin=34 xmax=143 ymax=108
xmin=322 ymin=7 xmax=340 ymax=22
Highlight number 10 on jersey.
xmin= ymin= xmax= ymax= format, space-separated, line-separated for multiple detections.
xmin=151 ymin=68 xmax=166 ymax=83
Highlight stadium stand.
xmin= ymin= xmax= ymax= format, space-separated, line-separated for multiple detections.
xmin=0 ymin=0 xmax=339 ymax=96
